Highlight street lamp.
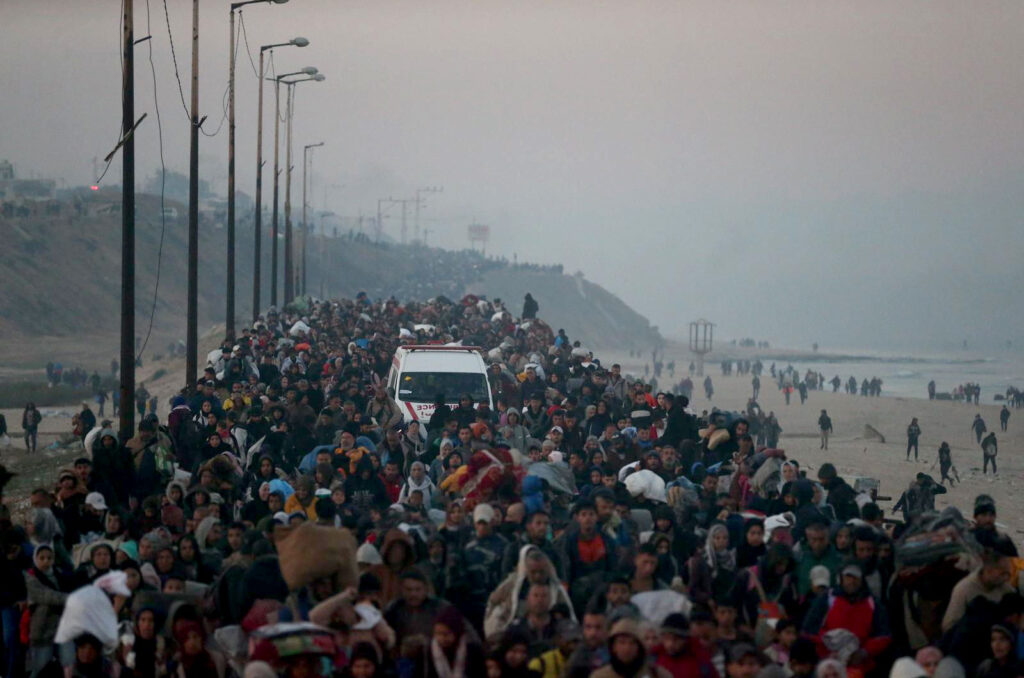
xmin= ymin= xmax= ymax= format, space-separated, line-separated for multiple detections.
xmin=227 ymin=0 xmax=289 ymax=339
xmin=252 ymin=37 xmax=308 ymax=323
xmin=279 ymin=71 xmax=325 ymax=303
xmin=302 ymin=141 xmax=324 ymax=297
xmin=270 ymin=67 xmax=318 ymax=307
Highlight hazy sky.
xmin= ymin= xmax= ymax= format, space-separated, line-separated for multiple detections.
xmin=3 ymin=1 xmax=1023 ymax=351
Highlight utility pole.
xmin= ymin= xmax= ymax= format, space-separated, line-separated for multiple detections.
xmin=270 ymin=77 xmax=281 ymax=308
xmin=414 ymin=186 xmax=442 ymax=243
xmin=252 ymin=47 xmax=266 ymax=323
xmin=254 ymin=38 xmax=313 ymax=320
xmin=225 ymin=8 xmax=237 ymax=340
xmin=283 ymin=84 xmax=294 ymax=303
xmin=186 ymin=0 xmax=200 ymax=394
xmin=273 ymin=67 xmax=320 ymax=305
xmin=376 ymin=199 xmax=386 ymax=243
xmin=119 ymin=0 xmax=136 ymax=440
xmin=301 ymin=141 xmax=323 ymax=297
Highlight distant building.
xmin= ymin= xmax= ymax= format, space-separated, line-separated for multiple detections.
xmin=0 ymin=160 xmax=57 ymax=205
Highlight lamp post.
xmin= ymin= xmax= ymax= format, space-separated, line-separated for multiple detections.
xmin=281 ymin=72 xmax=325 ymax=303
xmin=271 ymin=67 xmax=317 ymax=307
xmin=185 ymin=0 xmax=200 ymax=394
xmin=227 ymin=0 xmax=288 ymax=340
xmin=302 ymin=141 xmax=324 ymax=297
xmin=253 ymin=37 xmax=307 ymax=323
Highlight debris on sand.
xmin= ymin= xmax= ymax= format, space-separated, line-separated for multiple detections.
xmin=863 ymin=424 xmax=886 ymax=443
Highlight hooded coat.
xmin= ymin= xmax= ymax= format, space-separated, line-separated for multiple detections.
xmin=591 ymin=619 xmax=673 ymax=678
xmin=368 ymin=528 xmax=417 ymax=604
xmin=484 ymin=545 xmax=576 ymax=638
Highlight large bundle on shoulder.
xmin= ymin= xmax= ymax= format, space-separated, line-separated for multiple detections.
xmin=276 ymin=522 xmax=358 ymax=593
xmin=895 ymin=507 xmax=981 ymax=571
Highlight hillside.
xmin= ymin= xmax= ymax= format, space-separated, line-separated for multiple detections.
xmin=0 ymin=189 xmax=661 ymax=365
xmin=465 ymin=269 xmax=660 ymax=350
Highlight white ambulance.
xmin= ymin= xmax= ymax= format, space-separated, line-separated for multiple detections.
xmin=387 ymin=345 xmax=494 ymax=424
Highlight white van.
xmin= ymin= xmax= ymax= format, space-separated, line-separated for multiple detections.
xmin=387 ymin=345 xmax=493 ymax=424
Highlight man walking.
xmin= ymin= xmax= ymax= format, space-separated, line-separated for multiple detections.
xmin=971 ymin=414 xmax=987 ymax=444
xmin=999 ymin=405 xmax=1010 ymax=432
xmin=906 ymin=418 xmax=921 ymax=461
xmin=818 ymin=409 xmax=833 ymax=450
xmin=981 ymin=432 xmax=998 ymax=475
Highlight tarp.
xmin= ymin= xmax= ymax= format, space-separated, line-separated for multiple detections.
xmin=526 ymin=461 xmax=576 ymax=495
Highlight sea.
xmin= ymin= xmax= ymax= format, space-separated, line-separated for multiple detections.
xmin=762 ymin=351 xmax=1024 ymax=402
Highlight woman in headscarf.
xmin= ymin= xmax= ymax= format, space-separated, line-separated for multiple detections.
xmin=732 ymin=543 xmax=798 ymax=637
xmin=585 ymin=399 xmax=613 ymax=439
xmin=177 ymin=534 xmax=217 ymax=584
xmin=169 ymin=617 xmax=223 ymax=677
xmin=502 ymin=410 xmax=530 ymax=453
xmin=27 ymin=508 xmax=71 ymax=570
xmin=398 ymin=461 xmax=438 ymax=507
xmin=685 ymin=523 xmax=736 ymax=605
xmin=284 ymin=475 xmax=320 ymax=520
xmin=119 ymin=607 xmax=167 ymax=678
xmin=401 ymin=420 xmax=431 ymax=471
xmin=24 ymin=544 xmax=73 ymax=678
xmin=833 ymin=523 xmax=854 ymax=558
xmin=73 ymin=542 xmax=114 ymax=587
xmin=417 ymin=606 xmax=485 ymax=678
xmin=243 ymin=454 xmax=279 ymax=501
xmin=242 ymin=482 xmax=272 ymax=525
xmin=429 ymin=439 xmax=455 ymax=485
xmin=102 ymin=509 xmax=127 ymax=549
xmin=736 ymin=518 xmax=767 ymax=569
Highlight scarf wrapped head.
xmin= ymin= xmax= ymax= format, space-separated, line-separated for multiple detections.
xmin=704 ymin=523 xmax=736 ymax=574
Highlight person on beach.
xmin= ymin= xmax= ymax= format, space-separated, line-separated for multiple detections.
xmin=22 ymin=402 xmax=41 ymax=453
xmin=998 ymin=406 xmax=1009 ymax=432
xmin=931 ymin=441 xmax=959 ymax=486
xmin=704 ymin=376 xmax=714 ymax=400
xmin=971 ymin=415 xmax=987 ymax=444
xmin=981 ymin=432 xmax=998 ymax=475
xmin=818 ymin=410 xmax=833 ymax=450
xmin=906 ymin=418 xmax=921 ymax=461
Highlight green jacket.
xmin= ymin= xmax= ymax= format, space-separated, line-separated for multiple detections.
xmin=795 ymin=544 xmax=842 ymax=595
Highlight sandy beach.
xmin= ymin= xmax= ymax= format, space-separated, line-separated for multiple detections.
xmin=603 ymin=345 xmax=1024 ymax=538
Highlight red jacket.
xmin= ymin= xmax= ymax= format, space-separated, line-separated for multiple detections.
xmin=652 ymin=639 xmax=719 ymax=678
xmin=802 ymin=588 xmax=891 ymax=659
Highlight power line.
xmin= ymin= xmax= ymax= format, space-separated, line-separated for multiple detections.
xmin=137 ymin=0 xmax=169 ymax=360
xmin=94 ymin=0 xmax=126 ymax=185
xmin=161 ymin=0 xmax=191 ymax=120
xmin=238 ymin=11 xmax=260 ymax=79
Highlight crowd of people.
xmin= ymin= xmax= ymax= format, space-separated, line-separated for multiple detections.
xmin=1 ymin=293 xmax=1022 ymax=678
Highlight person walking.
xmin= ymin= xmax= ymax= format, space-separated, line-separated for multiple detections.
xmin=999 ymin=405 xmax=1010 ymax=432
xmin=22 ymin=402 xmax=41 ymax=453
xmin=906 ymin=418 xmax=921 ymax=461
xmin=703 ymin=376 xmax=714 ymax=400
xmin=971 ymin=414 xmax=987 ymax=444
xmin=931 ymin=441 xmax=959 ymax=486
xmin=751 ymin=375 xmax=760 ymax=400
xmin=981 ymin=432 xmax=998 ymax=475
xmin=135 ymin=383 xmax=150 ymax=419
xmin=818 ymin=409 xmax=833 ymax=450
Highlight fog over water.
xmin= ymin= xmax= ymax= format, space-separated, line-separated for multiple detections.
xmin=2 ymin=1 xmax=1023 ymax=351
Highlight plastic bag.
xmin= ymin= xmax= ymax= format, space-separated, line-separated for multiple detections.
xmin=54 ymin=582 xmax=122 ymax=650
